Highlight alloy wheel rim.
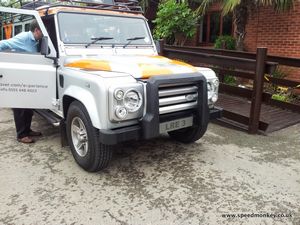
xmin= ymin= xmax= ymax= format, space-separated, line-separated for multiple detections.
xmin=71 ymin=117 xmax=88 ymax=157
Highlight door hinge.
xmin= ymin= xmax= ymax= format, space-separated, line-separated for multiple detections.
xmin=52 ymin=99 xmax=60 ymax=107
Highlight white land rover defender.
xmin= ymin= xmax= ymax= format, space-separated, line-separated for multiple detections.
xmin=0 ymin=0 xmax=222 ymax=172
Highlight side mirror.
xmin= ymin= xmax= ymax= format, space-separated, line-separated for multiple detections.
xmin=155 ymin=39 xmax=164 ymax=56
xmin=155 ymin=40 xmax=161 ymax=54
xmin=40 ymin=36 xmax=49 ymax=56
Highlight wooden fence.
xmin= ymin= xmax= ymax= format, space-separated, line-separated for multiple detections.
xmin=158 ymin=41 xmax=300 ymax=133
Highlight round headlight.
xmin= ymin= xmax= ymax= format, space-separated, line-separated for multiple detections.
xmin=207 ymin=82 xmax=213 ymax=92
xmin=213 ymin=79 xmax=219 ymax=88
xmin=114 ymin=89 xmax=124 ymax=100
xmin=115 ymin=106 xmax=128 ymax=119
xmin=123 ymin=89 xmax=142 ymax=112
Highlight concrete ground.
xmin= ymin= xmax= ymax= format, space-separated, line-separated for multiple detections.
xmin=0 ymin=108 xmax=299 ymax=225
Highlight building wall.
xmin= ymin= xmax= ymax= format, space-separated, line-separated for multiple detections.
xmin=184 ymin=2 xmax=223 ymax=46
xmin=207 ymin=2 xmax=222 ymax=11
xmin=244 ymin=3 xmax=300 ymax=81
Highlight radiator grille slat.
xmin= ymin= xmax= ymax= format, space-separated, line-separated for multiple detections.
xmin=159 ymin=85 xmax=198 ymax=115
xmin=159 ymin=86 xmax=198 ymax=97
xmin=159 ymin=94 xmax=198 ymax=106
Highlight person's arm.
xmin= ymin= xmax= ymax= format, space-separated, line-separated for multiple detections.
xmin=0 ymin=39 xmax=15 ymax=51
xmin=0 ymin=32 xmax=28 ymax=52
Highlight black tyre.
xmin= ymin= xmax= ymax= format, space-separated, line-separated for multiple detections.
xmin=66 ymin=101 xmax=112 ymax=172
xmin=168 ymin=123 xmax=208 ymax=144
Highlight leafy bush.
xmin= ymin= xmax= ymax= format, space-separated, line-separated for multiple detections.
xmin=224 ymin=75 xmax=236 ymax=86
xmin=271 ymin=93 xmax=291 ymax=102
xmin=214 ymin=35 xmax=237 ymax=85
xmin=265 ymin=67 xmax=289 ymax=95
xmin=271 ymin=67 xmax=288 ymax=79
xmin=214 ymin=35 xmax=236 ymax=50
xmin=153 ymin=0 xmax=198 ymax=45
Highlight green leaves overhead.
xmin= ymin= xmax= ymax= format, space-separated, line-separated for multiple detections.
xmin=197 ymin=0 xmax=295 ymax=15
xmin=272 ymin=0 xmax=294 ymax=11
xmin=153 ymin=0 xmax=198 ymax=44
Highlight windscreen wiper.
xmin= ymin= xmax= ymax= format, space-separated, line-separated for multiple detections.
xmin=123 ymin=37 xmax=145 ymax=48
xmin=85 ymin=37 xmax=114 ymax=48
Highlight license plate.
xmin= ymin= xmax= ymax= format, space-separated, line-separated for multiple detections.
xmin=159 ymin=116 xmax=193 ymax=133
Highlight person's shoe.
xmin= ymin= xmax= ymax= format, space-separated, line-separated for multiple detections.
xmin=29 ymin=131 xmax=42 ymax=137
xmin=17 ymin=136 xmax=35 ymax=144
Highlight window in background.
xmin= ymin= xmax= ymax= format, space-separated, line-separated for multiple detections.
xmin=209 ymin=12 xmax=220 ymax=43
xmin=14 ymin=24 xmax=22 ymax=36
xmin=25 ymin=23 xmax=30 ymax=32
xmin=199 ymin=12 xmax=233 ymax=44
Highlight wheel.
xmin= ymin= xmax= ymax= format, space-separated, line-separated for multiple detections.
xmin=168 ymin=123 xmax=208 ymax=144
xmin=66 ymin=101 xmax=112 ymax=172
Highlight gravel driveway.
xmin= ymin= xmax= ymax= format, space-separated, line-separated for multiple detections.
xmin=0 ymin=108 xmax=299 ymax=225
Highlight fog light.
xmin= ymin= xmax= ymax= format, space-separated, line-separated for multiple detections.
xmin=211 ymin=93 xmax=218 ymax=103
xmin=115 ymin=106 xmax=128 ymax=119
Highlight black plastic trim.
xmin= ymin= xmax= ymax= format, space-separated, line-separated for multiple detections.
xmin=209 ymin=107 xmax=223 ymax=120
xmin=59 ymin=74 xmax=64 ymax=88
xmin=141 ymin=73 xmax=209 ymax=139
xmin=99 ymin=125 xmax=141 ymax=145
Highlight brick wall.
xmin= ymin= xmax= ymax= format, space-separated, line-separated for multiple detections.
xmin=244 ymin=3 xmax=300 ymax=81
xmin=208 ymin=2 xmax=222 ymax=11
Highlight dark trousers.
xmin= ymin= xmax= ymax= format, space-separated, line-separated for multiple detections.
xmin=12 ymin=108 xmax=33 ymax=139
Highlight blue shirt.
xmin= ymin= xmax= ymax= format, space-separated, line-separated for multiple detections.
xmin=0 ymin=31 xmax=38 ymax=53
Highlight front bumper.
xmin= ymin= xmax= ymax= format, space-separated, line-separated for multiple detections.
xmin=99 ymin=106 xmax=222 ymax=145
xmin=100 ymin=73 xmax=222 ymax=145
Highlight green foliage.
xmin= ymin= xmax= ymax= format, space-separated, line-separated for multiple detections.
xmin=223 ymin=75 xmax=236 ymax=86
xmin=0 ymin=0 xmax=56 ymax=7
xmin=265 ymin=67 xmax=289 ymax=96
xmin=271 ymin=67 xmax=288 ymax=79
xmin=271 ymin=93 xmax=291 ymax=102
xmin=214 ymin=35 xmax=236 ymax=85
xmin=214 ymin=35 xmax=236 ymax=50
xmin=268 ymin=76 xmax=295 ymax=103
xmin=138 ymin=0 xmax=149 ymax=12
xmin=153 ymin=0 xmax=198 ymax=44
xmin=197 ymin=0 xmax=295 ymax=16
xmin=1 ymin=0 xmax=17 ymax=7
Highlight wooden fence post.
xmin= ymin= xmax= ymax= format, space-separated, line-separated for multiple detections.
xmin=249 ymin=48 xmax=267 ymax=134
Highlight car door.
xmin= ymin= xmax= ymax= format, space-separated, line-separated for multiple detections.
xmin=0 ymin=7 xmax=57 ymax=109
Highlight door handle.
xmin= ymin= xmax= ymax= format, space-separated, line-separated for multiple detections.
xmin=0 ymin=75 xmax=3 ymax=78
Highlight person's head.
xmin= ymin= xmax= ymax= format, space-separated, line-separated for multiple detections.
xmin=30 ymin=19 xmax=43 ymax=41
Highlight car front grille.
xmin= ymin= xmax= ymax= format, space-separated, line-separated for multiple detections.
xmin=158 ymin=84 xmax=198 ymax=115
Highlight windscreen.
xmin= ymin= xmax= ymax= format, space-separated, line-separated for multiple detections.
xmin=58 ymin=12 xmax=152 ymax=46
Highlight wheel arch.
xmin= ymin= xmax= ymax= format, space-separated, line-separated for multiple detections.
xmin=62 ymin=86 xmax=102 ymax=129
